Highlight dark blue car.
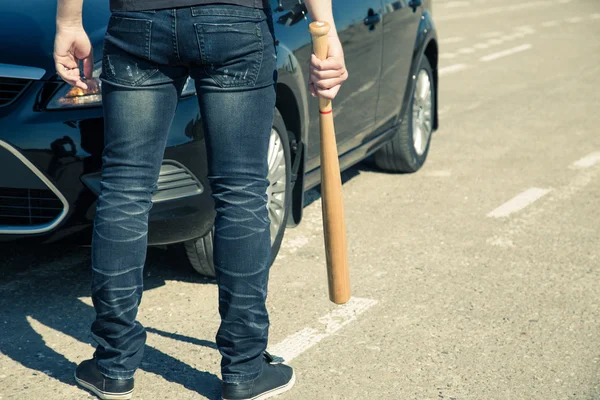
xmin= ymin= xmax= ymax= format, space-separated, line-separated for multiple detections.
xmin=0 ymin=0 xmax=438 ymax=276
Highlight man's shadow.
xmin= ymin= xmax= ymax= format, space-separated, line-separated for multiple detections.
xmin=0 ymin=244 xmax=221 ymax=399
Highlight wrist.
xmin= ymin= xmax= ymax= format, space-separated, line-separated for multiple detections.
xmin=57 ymin=20 xmax=83 ymax=31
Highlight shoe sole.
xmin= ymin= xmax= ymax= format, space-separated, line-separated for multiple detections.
xmin=74 ymin=374 xmax=133 ymax=400
xmin=222 ymin=370 xmax=296 ymax=400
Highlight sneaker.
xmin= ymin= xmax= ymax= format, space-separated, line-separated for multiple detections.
xmin=74 ymin=359 xmax=134 ymax=400
xmin=221 ymin=352 xmax=296 ymax=400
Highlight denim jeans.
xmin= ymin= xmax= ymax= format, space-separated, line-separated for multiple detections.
xmin=92 ymin=5 xmax=277 ymax=384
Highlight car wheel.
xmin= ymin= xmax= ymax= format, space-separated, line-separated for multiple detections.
xmin=374 ymin=57 xmax=435 ymax=173
xmin=183 ymin=109 xmax=292 ymax=277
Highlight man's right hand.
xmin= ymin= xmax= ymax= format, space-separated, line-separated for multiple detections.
xmin=54 ymin=26 xmax=93 ymax=90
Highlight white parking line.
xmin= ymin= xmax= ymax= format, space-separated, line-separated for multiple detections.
xmin=440 ymin=36 xmax=466 ymax=45
xmin=437 ymin=1 xmax=551 ymax=21
xmin=458 ymin=47 xmax=476 ymax=54
xmin=567 ymin=16 xmax=583 ymax=23
xmin=541 ymin=20 xmax=559 ymax=27
xmin=591 ymin=13 xmax=600 ymax=19
xmin=480 ymin=31 xmax=504 ymax=38
xmin=268 ymin=297 xmax=378 ymax=362
xmin=487 ymin=188 xmax=551 ymax=218
xmin=440 ymin=53 xmax=458 ymax=59
xmin=570 ymin=152 xmax=600 ymax=169
xmin=442 ymin=1 xmax=471 ymax=8
xmin=487 ymin=38 xmax=505 ymax=45
xmin=480 ymin=44 xmax=532 ymax=62
xmin=439 ymin=63 xmax=468 ymax=76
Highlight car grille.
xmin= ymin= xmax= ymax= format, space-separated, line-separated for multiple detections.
xmin=0 ymin=77 xmax=31 ymax=107
xmin=0 ymin=188 xmax=64 ymax=227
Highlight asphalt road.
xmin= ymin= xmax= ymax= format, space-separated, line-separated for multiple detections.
xmin=1 ymin=0 xmax=600 ymax=399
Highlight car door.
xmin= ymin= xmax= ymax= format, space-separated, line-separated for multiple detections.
xmin=372 ymin=0 xmax=421 ymax=135
xmin=304 ymin=0 xmax=384 ymax=172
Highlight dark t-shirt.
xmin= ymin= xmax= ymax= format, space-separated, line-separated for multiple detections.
xmin=110 ymin=0 xmax=269 ymax=11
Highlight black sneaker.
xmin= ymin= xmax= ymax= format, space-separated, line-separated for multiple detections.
xmin=221 ymin=352 xmax=295 ymax=400
xmin=74 ymin=359 xmax=134 ymax=400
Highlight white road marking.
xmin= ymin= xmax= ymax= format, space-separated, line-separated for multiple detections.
xmin=487 ymin=188 xmax=551 ymax=218
xmin=440 ymin=36 xmax=466 ymax=45
xmin=591 ymin=13 xmax=600 ymax=19
xmin=488 ymin=38 xmax=505 ymax=45
xmin=515 ymin=25 xmax=536 ymax=33
xmin=440 ymin=53 xmax=458 ymax=59
xmin=474 ymin=43 xmax=490 ymax=49
xmin=557 ymin=0 xmax=573 ymax=3
xmin=541 ymin=20 xmax=559 ymax=27
xmin=443 ymin=1 xmax=471 ymax=8
xmin=480 ymin=31 xmax=504 ymax=38
xmin=480 ymin=44 xmax=532 ymax=62
xmin=268 ymin=297 xmax=378 ymax=362
xmin=567 ymin=16 xmax=583 ymax=23
xmin=570 ymin=152 xmax=600 ymax=169
xmin=439 ymin=63 xmax=468 ymax=76
xmin=458 ymin=47 xmax=476 ymax=54
xmin=437 ymin=1 xmax=551 ymax=21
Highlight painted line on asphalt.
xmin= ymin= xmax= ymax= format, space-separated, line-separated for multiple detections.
xmin=570 ymin=152 xmax=600 ymax=169
xmin=479 ymin=31 xmax=505 ymax=38
xmin=442 ymin=1 xmax=471 ymax=8
xmin=591 ymin=13 xmax=600 ymax=19
xmin=480 ymin=44 xmax=532 ymax=62
xmin=458 ymin=47 xmax=476 ymax=54
xmin=440 ymin=53 xmax=458 ymax=59
xmin=268 ymin=297 xmax=378 ymax=362
xmin=487 ymin=188 xmax=551 ymax=218
xmin=439 ymin=63 xmax=468 ymax=76
xmin=440 ymin=36 xmax=466 ymax=45
xmin=541 ymin=20 xmax=559 ymax=27
xmin=566 ymin=16 xmax=583 ymax=23
xmin=436 ymin=1 xmax=551 ymax=21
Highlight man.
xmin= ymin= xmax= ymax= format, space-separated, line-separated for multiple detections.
xmin=54 ymin=0 xmax=347 ymax=399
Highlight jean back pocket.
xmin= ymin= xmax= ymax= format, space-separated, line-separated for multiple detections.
xmin=102 ymin=16 xmax=156 ymax=87
xmin=195 ymin=21 xmax=263 ymax=88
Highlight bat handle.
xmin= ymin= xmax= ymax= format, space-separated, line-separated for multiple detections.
xmin=309 ymin=21 xmax=332 ymax=112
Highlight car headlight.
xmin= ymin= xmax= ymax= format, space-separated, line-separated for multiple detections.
xmin=47 ymin=63 xmax=196 ymax=110
xmin=47 ymin=63 xmax=103 ymax=109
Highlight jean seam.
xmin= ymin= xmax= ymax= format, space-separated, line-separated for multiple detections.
xmin=172 ymin=9 xmax=181 ymax=63
xmin=146 ymin=19 xmax=152 ymax=61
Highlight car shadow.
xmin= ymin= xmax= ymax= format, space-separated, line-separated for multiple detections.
xmin=303 ymin=156 xmax=382 ymax=207
xmin=0 ymin=244 xmax=221 ymax=399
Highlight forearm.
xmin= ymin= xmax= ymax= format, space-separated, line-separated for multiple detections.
xmin=57 ymin=0 xmax=84 ymax=28
xmin=304 ymin=0 xmax=337 ymax=36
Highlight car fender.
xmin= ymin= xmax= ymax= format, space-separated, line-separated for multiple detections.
xmin=399 ymin=10 xmax=439 ymax=131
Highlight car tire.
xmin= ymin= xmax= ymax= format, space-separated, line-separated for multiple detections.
xmin=374 ymin=57 xmax=435 ymax=173
xmin=183 ymin=109 xmax=292 ymax=278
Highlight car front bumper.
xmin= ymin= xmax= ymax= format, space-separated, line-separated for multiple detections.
xmin=0 ymin=80 xmax=215 ymax=245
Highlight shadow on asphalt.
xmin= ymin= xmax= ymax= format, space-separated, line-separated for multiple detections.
xmin=0 ymin=157 xmax=390 ymax=398
xmin=303 ymin=157 xmax=382 ymax=207
xmin=0 ymin=244 xmax=221 ymax=399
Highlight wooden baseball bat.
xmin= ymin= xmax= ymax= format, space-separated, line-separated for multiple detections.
xmin=309 ymin=21 xmax=351 ymax=305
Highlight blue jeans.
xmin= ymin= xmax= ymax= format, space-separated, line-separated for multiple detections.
xmin=92 ymin=5 xmax=277 ymax=384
